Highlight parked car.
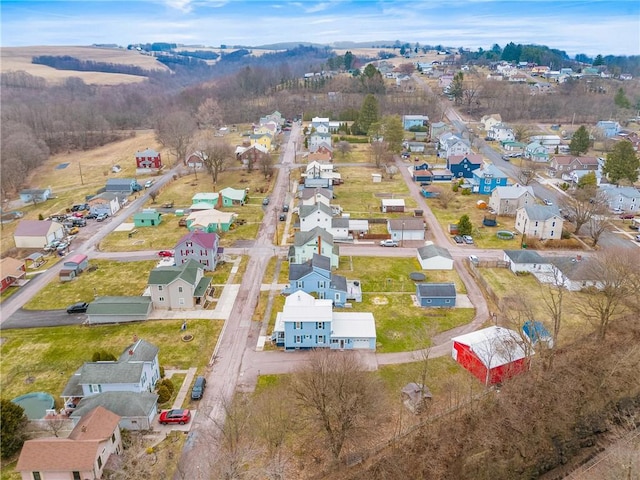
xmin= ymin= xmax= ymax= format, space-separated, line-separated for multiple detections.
xmin=279 ymin=213 xmax=286 ymax=221
xmin=85 ymin=212 xmax=98 ymax=220
xmin=72 ymin=211 xmax=85 ymax=218
xmin=462 ymin=235 xmax=474 ymax=244
xmin=380 ymin=239 xmax=399 ymax=247
xmin=401 ymin=152 xmax=410 ymax=159
xmin=72 ymin=218 xmax=87 ymax=227
xmin=484 ymin=136 xmax=494 ymax=141
xmin=158 ymin=250 xmax=174 ymax=257
xmin=67 ymin=226 xmax=80 ymax=235
xmin=469 ymin=255 xmax=479 ymax=264
xmin=178 ymin=218 xmax=187 ymax=227
xmin=96 ymin=213 xmax=109 ymax=222
xmin=44 ymin=240 xmax=62 ymax=252
xmin=620 ymin=213 xmax=635 ymax=220
xmin=191 ymin=376 xmax=207 ymax=400
xmin=501 ymin=155 xmax=511 ymax=161
xmin=144 ymin=180 xmax=154 ymax=189
xmin=635 ymin=235 xmax=640 ymax=242
xmin=159 ymin=409 xmax=191 ymax=425
xmin=66 ymin=302 xmax=89 ymax=314
xmin=543 ymin=199 xmax=553 ymax=206
xmin=262 ymin=197 xmax=270 ymax=206
xmin=282 ymin=205 xmax=289 ymax=212
xmin=56 ymin=241 xmax=69 ymax=251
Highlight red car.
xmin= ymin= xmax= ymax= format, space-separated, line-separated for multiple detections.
xmin=159 ymin=409 xmax=191 ymax=425
xmin=72 ymin=211 xmax=85 ymax=218
xmin=620 ymin=213 xmax=635 ymax=220
xmin=158 ymin=250 xmax=174 ymax=257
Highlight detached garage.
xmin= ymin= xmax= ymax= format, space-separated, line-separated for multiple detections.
xmin=14 ymin=220 xmax=65 ymax=249
xmin=86 ymin=296 xmax=153 ymax=324
xmin=452 ymin=326 xmax=531 ymax=386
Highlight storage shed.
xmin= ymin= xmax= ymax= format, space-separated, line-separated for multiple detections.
xmin=452 ymin=326 xmax=531 ymax=386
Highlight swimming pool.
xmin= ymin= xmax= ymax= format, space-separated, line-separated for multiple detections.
xmin=11 ymin=392 xmax=55 ymax=420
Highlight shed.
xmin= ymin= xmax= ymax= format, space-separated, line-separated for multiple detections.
xmin=416 ymin=283 xmax=456 ymax=307
xmin=14 ymin=220 xmax=65 ymax=249
xmin=371 ymin=173 xmax=382 ymax=183
xmin=59 ymin=268 xmax=77 ymax=282
xmin=381 ymin=198 xmax=405 ymax=213
xmin=417 ymin=244 xmax=454 ymax=270
xmin=0 ymin=257 xmax=26 ymax=292
xmin=63 ymin=254 xmax=89 ymax=274
xmin=133 ymin=210 xmax=162 ymax=227
xmin=452 ymin=326 xmax=531 ymax=385
xmin=388 ymin=218 xmax=425 ymax=242
xmin=85 ymin=296 xmax=153 ymax=324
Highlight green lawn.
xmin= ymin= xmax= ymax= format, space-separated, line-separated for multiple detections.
xmin=0 ymin=319 xmax=221 ymax=402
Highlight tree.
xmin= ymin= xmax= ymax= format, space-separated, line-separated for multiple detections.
xmin=382 ymin=115 xmax=404 ymax=153
xmin=603 ymin=140 xmax=639 ymax=185
xmin=195 ymin=136 xmax=233 ymax=187
xmin=370 ymin=141 xmax=390 ymax=168
xmin=457 ymin=214 xmax=472 ymax=236
xmin=360 ymin=64 xmax=385 ymax=94
xmin=343 ymin=51 xmax=354 ymax=71
xmin=336 ymin=141 xmax=352 ymax=159
xmin=576 ymin=171 xmax=597 ymax=189
xmin=569 ymin=125 xmax=590 ymax=155
xmin=357 ymin=94 xmax=379 ymax=135
xmin=289 ymin=349 xmax=385 ymax=460
xmin=195 ymin=98 xmax=224 ymax=130
xmin=614 ymin=87 xmax=631 ymax=109
xmin=562 ymin=186 xmax=608 ymax=234
xmin=449 ymin=72 xmax=464 ymax=105
xmin=149 ymin=190 xmax=159 ymax=203
xmin=1 ymin=399 xmax=28 ymax=458
xmin=260 ymin=153 xmax=274 ymax=178
xmin=437 ymin=188 xmax=456 ymax=209
xmin=155 ymin=111 xmax=197 ymax=164
xmin=586 ymin=214 xmax=612 ymax=247
xmin=512 ymin=124 xmax=532 ymax=143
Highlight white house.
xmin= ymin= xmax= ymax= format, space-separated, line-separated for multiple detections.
xmin=481 ymin=114 xmax=502 ymax=131
xmin=489 ymin=185 xmax=536 ymax=216
xmin=381 ymin=198 xmax=405 ymax=213
xmin=488 ymin=123 xmax=515 ymax=142
xmin=299 ymin=202 xmax=334 ymax=232
xmin=503 ymin=250 xmax=550 ymax=274
xmin=515 ymin=205 xmax=563 ymax=240
xmin=417 ymin=243 xmax=454 ymax=270
xmin=540 ymin=256 xmax=604 ymax=291
xmin=311 ymin=117 xmax=330 ymax=134
xmin=309 ymin=132 xmax=332 ymax=149
xmin=599 ymin=185 xmax=640 ymax=212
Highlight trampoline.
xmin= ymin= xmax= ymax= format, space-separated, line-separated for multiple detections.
xmin=496 ymin=231 xmax=515 ymax=240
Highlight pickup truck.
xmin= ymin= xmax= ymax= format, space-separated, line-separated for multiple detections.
xmin=380 ymin=239 xmax=399 ymax=247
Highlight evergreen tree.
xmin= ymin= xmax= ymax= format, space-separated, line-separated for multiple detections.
xmin=344 ymin=51 xmax=354 ymax=70
xmin=614 ymin=87 xmax=631 ymax=109
xmin=1 ymin=399 xmax=28 ymax=459
xmin=382 ymin=115 xmax=404 ymax=153
xmin=357 ymin=94 xmax=379 ymax=135
xmin=603 ymin=141 xmax=640 ymax=185
xmin=458 ymin=214 xmax=473 ymax=236
xmin=450 ymin=72 xmax=464 ymax=105
xmin=569 ymin=125 xmax=590 ymax=155
xmin=593 ymin=54 xmax=604 ymax=66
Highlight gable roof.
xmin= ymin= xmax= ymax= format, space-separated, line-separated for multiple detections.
xmin=299 ymin=202 xmax=334 ymax=219
xmin=118 ymin=338 xmax=159 ymax=363
xmin=86 ymin=296 xmax=153 ymax=316
xmin=135 ymin=148 xmax=159 ymax=157
xmin=80 ymin=361 xmax=144 ymax=385
xmin=388 ymin=218 xmax=425 ymax=231
xmin=448 ymin=154 xmax=483 ymax=165
xmin=521 ymin=205 xmax=561 ymax=221
xmin=281 ymin=290 xmax=333 ymax=321
xmin=220 ymin=187 xmax=246 ymax=201
xmin=417 ymin=244 xmax=453 ymax=261
xmin=69 ymin=406 xmax=120 ymax=441
xmin=546 ymin=256 xmax=596 ymax=281
xmin=503 ymin=250 xmax=545 ymax=264
xmin=16 ymin=438 xmax=100 ymax=472
xmin=551 ymin=155 xmax=599 ymax=166
xmin=452 ymin=326 xmax=529 ymax=368
xmin=417 ymin=283 xmax=456 ymax=298
xmin=289 ymin=253 xmax=332 ymax=281
xmin=71 ymin=391 xmax=159 ymax=420
xmin=492 ymin=185 xmax=534 ymax=199
xmin=0 ymin=257 xmax=25 ymax=279
xmin=300 ymin=188 xmax=332 ymax=201
xmin=14 ymin=219 xmax=61 ymax=236
xmin=148 ymin=258 xmax=202 ymax=287
xmin=473 ymin=163 xmax=508 ymax=178
xmin=105 ymin=178 xmax=135 ymax=187
xmin=294 ymin=227 xmax=336 ymax=247
xmin=331 ymin=217 xmax=349 ymax=228
xmin=175 ymin=231 xmax=218 ymax=250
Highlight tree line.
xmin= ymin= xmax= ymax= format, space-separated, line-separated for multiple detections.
xmin=32 ymin=55 xmax=152 ymax=77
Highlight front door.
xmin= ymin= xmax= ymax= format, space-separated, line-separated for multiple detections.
xmin=339 ymin=339 xmax=344 ymax=349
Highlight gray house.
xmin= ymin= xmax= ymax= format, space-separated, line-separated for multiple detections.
xmin=105 ymin=178 xmax=142 ymax=194
xmin=416 ymin=283 xmax=457 ymax=307
xmin=19 ymin=188 xmax=52 ymax=203
xmin=147 ymin=258 xmax=213 ymax=310
xmin=70 ymin=391 xmax=158 ymax=431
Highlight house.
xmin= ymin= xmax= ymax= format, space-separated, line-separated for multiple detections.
xmin=283 ymin=254 xmax=349 ymax=306
xmin=299 ymin=187 xmax=333 ymax=207
xmin=185 ymin=151 xmax=206 ymax=170
xmin=524 ymin=141 xmax=549 ymax=162
xmin=105 ymin=178 xmax=142 ymax=194
xmin=174 ymin=231 xmax=219 ymax=271
xmin=186 ymin=209 xmax=236 ymax=232
xmin=309 ymin=142 xmax=333 ymax=154
xmin=530 ymin=135 xmax=561 ymax=147
xmin=88 ymin=192 xmax=123 ymax=216
xmin=381 ymin=198 xmax=405 ymax=213
xmin=515 ymin=205 xmax=563 ymax=240
xmin=405 ymin=141 xmax=427 ymax=153
xmin=401 ymin=383 xmax=432 ymax=414
xmin=328 ymin=217 xmax=350 ymax=240
xmin=61 ymin=338 xmax=160 ymax=411
xmin=0 ymin=257 xmax=26 ymax=293
xmin=311 ymin=117 xmax=330 ymax=134
xmin=447 ymin=154 xmax=483 ymax=178
xmin=468 ymin=164 xmax=509 ymax=194
xmin=190 ymin=192 xmax=220 ymax=210
xmin=403 ymin=115 xmax=429 ymax=130
xmin=439 ymin=132 xmax=470 ymax=158
xmin=16 ymin=406 xmax=122 ymax=480
xmin=298 ymin=202 xmax=334 ymax=232
xmin=417 ymin=244 xmax=454 ymax=270
xmin=135 ymin=147 xmax=162 ymax=171
xmin=502 ymin=141 xmax=526 ymax=152
xmin=416 ymin=283 xmax=456 ymax=307
xmin=489 ymin=185 xmax=535 ymax=216
xmin=220 ymin=187 xmax=247 ymax=206
xmin=599 ymin=185 xmax=640 ymax=212
xmin=488 ymin=124 xmax=515 ymax=142
xmin=430 ymin=121 xmax=448 ymax=139
xmin=133 ymin=209 xmax=162 ymax=227
xmin=235 ymin=144 xmax=269 ymax=167
xmin=549 ymin=155 xmax=599 ymax=177
xmin=19 ymin=188 xmax=52 ymax=204
xmin=271 ymin=291 xmax=376 ymax=350
xmin=304 ymin=161 xmax=341 ymax=185
xmin=288 ymin=227 xmax=339 ymax=268
xmin=70 ymin=391 xmax=158 ymax=431
xmin=543 ymin=256 xmax=604 ymax=291
xmin=387 ymin=218 xmax=425 ymax=242
xmin=250 ymin=132 xmax=273 ymax=150
xmin=86 ymin=296 xmax=153 ymax=324
xmin=147 ymin=258 xmax=213 ymax=310
xmin=481 ymin=114 xmax=502 ymax=131
xmin=309 ymin=132 xmax=332 ymax=150
xmin=452 ymin=326 xmax=531 ymax=386
xmin=503 ymin=250 xmax=549 ymax=274
xmin=14 ymin=219 xmax=65 ymax=249
xmin=429 ymin=169 xmax=454 ymax=182
xmin=596 ymin=120 xmax=621 ymax=138
xmin=308 ymin=151 xmax=332 ymax=163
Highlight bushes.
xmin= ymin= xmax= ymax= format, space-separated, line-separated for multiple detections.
xmin=157 ymin=385 xmax=171 ymax=404
xmin=91 ymin=350 xmax=117 ymax=362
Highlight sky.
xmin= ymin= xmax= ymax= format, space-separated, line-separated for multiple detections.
xmin=1 ymin=0 xmax=639 ymax=57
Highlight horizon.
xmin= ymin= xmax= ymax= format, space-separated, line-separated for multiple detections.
xmin=1 ymin=0 xmax=639 ymax=58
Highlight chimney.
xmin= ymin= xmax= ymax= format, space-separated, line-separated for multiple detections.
xmin=81 ymin=425 xmax=87 ymax=432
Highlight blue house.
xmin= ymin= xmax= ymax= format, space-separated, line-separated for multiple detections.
xmin=283 ymin=254 xmax=348 ymax=306
xmin=447 ymin=154 xmax=483 ymax=179
xmin=19 ymin=188 xmax=52 ymax=204
xmin=412 ymin=163 xmax=432 ymax=184
xmin=403 ymin=115 xmax=429 ymax=130
xmin=468 ymin=164 xmax=509 ymax=194
xmin=271 ymin=291 xmax=376 ymax=350
xmin=416 ymin=283 xmax=456 ymax=307
xmin=596 ymin=120 xmax=621 ymax=138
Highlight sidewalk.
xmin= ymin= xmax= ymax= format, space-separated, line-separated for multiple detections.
xmin=166 ymin=367 xmax=198 ymax=409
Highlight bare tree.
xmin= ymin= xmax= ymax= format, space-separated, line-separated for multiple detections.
xmin=149 ymin=190 xmax=158 ymax=203
xmin=155 ymin=111 xmax=197 ymax=164
xmin=289 ymin=349 xmax=386 ymax=460
xmin=370 ymin=141 xmax=390 ymax=168
xmin=562 ymin=186 xmax=608 ymax=234
xmin=195 ymin=98 xmax=224 ymax=130
xmin=586 ymin=214 xmax=612 ymax=247
xmin=385 ymin=163 xmax=398 ymax=179
xmin=514 ymin=159 xmax=543 ymax=186
xmin=194 ymin=135 xmax=233 ymax=188
xmin=437 ymin=188 xmax=456 ymax=209
xmin=39 ymin=416 xmax=71 ymax=438
xmin=260 ymin=153 xmax=274 ymax=178
xmin=512 ymin=124 xmax=533 ymax=143
xmin=336 ymin=140 xmax=352 ymax=159
xmin=576 ymin=249 xmax=637 ymax=340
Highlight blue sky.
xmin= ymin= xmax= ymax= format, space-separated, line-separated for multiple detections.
xmin=1 ymin=0 xmax=639 ymax=57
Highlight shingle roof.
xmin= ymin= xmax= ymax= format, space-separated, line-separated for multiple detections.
xmin=0 ymin=257 xmax=25 ymax=279
xmin=417 ymin=244 xmax=452 ymax=260
xmin=14 ymin=219 xmax=61 ymax=236
xmin=299 ymin=202 xmax=333 ymax=219
xmin=194 ymin=277 xmax=212 ymax=297
xmin=71 ymin=392 xmax=158 ymax=419
xmin=300 ymin=188 xmax=332 ymax=200
xmin=331 ymin=217 xmax=349 ymax=228
xmin=86 ymin=296 xmax=153 ymax=316
xmin=388 ymin=218 xmax=425 ymax=231
xmin=118 ymin=338 xmax=159 ymax=363
xmin=546 ymin=256 xmax=596 ymax=281
xmin=16 ymin=438 xmax=99 ymax=472
xmin=69 ymin=406 xmax=121 ymax=441
xmin=175 ymin=231 xmax=218 ymax=250
xmin=448 ymin=154 xmax=483 ymax=165
xmin=503 ymin=250 xmax=545 ymax=264
xmin=492 ymin=185 xmax=534 ymax=199
xmin=294 ymin=227 xmax=335 ymax=247
xmin=473 ymin=163 xmax=508 ymax=178
xmin=522 ymin=205 xmax=561 ymax=221
xmin=148 ymin=258 xmax=202 ymax=286
xmin=417 ymin=283 xmax=456 ymax=298
xmin=80 ymin=362 xmax=144 ymax=385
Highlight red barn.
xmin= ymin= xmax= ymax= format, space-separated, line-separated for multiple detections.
xmin=452 ymin=326 xmax=531 ymax=386
xmin=135 ymin=148 xmax=162 ymax=171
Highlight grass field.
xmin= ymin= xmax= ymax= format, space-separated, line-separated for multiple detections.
xmin=0 ymin=319 xmax=221 ymax=402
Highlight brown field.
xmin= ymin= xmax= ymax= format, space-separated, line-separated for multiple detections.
xmin=1 ymin=46 xmax=168 ymax=85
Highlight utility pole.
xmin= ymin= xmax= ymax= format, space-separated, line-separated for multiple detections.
xmin=79 ymin=162 xmax=84 ymax=185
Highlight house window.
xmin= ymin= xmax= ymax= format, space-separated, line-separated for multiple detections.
xmin=178 ymin=286 xmax=183 ymax=293
xmin=535 ymin=221 xmax=539 ymax=227
xmin=552 ymin=221 xmax=556 ymax=227
xmin=159 ymin=296 xmax=165 ymax=302
xmin=316 ymin=322 xmax=325 ymax=329
xmin=33 ymin=474 xmax=42 ymax=480
xmin=90 ymin=384 xmax=101 ymax=394
xmin=73 ymin=472 xmax=81 ymax=480
xmin=550 ymin=230 xmax=554 ymax=236
xmin=158 ymin=285 xmax=163 ymax=291
xmin=335 ymin=293 xmax=340 ymax=301
xmin=295 ymin=335 xmax=302 ymax=343
xmin=97 ymin=456 xmax=102 ymax=468
xmin=426 ymin=299 xmax=432 ymax=303
xmin=186 ymin=241 xmax=193 ymax=247
xmin=294 ymin=322 xmax=302 ymax=329
xmin=296 ymin=281 xmax=304 ymax=288
xmin=317 ymin=335 xmax=325 ymax=344
xmin=112 ymin=433 xmax=116 ymax=443
xmin=318 ymin=281 xmax=325 ymax=288
xmin=445 ymin=299 xmax=450 ymax=304
xmin=178 ymin=298 xmax=185 ymax=305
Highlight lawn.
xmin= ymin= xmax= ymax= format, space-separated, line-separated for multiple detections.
xmin=23 ymin=259 xmax=157 ymax=310
xmin=0 ymin=319 xmax=221 ymax=402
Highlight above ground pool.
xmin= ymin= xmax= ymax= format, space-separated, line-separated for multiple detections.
xmin=11 ymin=392 xmax=55 ymax=420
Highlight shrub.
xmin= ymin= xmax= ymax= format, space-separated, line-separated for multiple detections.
xmin=91 ymin=350 xmax=116 ymax=362
xmin=461 ymin=188 xmax=471 ymax=195
xmin=452 ymin=184 xmax=459 ymax=192
xmin=159 ymin=365 xmax=165 ymax=378
xmin=157 ymin=385 xmax=171 ymax=404
xmin=158 ymin=378 xmax=175 ymax=395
